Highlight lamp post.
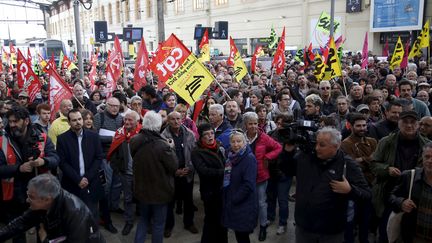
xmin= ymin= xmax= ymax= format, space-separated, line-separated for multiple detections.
xmin=73 ymin=0 xmax=84 ymax=79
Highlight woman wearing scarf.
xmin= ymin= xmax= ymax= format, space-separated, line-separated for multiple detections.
xmin=191 ymin=123 xmax=227 ymax=243
xmin=243 ymin=111 xmax=282 ymax=241
xmin=222 ymin=130 xmax=257 ymax=243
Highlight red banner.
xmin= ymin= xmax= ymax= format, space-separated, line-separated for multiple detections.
xmin=27 ymin=48 xmax=32 ymax=64
xmin=105 ymin=36 xmax=124 ymax=95
xmin=43 ymin=54 xmax=56 ymax=73
xmin=134 ymin=37 xmax=151 ymax=92
xmin=272 ymin=27 xmax=286 ymax=75
xmin=149 ymin=34 xmax=190 ymax=83
xmin=226 ymin=37 xmax=236 ymax=66
xmin=48 ymin=68 xmax=73 ymax=121
xmin=361 ymin=32 xmax=368 ymax=69
xmin=17 ymin=49 xmax=41 ymax=102
xmin=251 ymin=45 xmax=263 ymax=73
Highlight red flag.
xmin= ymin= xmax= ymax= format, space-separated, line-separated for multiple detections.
xmin=88 ymin=52 xmax=98 ymax=92
xmin=383 ymin=39 xmax=389 ymax=57
xmin=226 ymin=37 xmax=236 ymax=67
xmin=192 ymin=99 xmax=206 ymax=123
xmin=27 ymin=48 xmax=32 ymax=64
xmin=9 ymin=42 xmax=16 ymax=55
xmin=251 ymin=45 xmax=263 ymax=73
xmin=272 ymin=27 xmax=286 ymax=75
xmin=199 ymin=29 xmax=209 ymax=50
xmin=17 ymin=49 xmax=41 ymax=102
xmin=400 ymin=39 xmax=410 ymax=69
xmin=361 ymin=32 xmax=369 ymax=69
xmin=43 ymin=54 xmax=56 ymax=73
xmin=133 ymin=37 xmax=150 ymax=92
xmin=105 ymin=36 xmax=124 ymax=96
xmin=149 ymin=34 xmax=190 ymax=84
xmin=304 ymin=43 xmax=315 ymax=68
xmin=48 ymin=68 xmax=73 ymax=121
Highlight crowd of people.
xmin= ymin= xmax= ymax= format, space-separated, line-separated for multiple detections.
xmin=0 ymin=50 xmax=431 ymax=243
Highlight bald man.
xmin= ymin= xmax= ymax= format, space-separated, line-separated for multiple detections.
xmin=48 ymin=99 xmax=73 ymax=146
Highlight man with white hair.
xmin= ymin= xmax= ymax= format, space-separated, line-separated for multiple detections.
xmin=131 ymin=111 xmax=178 ymax=243
xmin=107 ymin=110 xmax=142 ymax=235
xmin=209 ymin=104 xmax=232 ymax=149
xmin=284 ymin=127 xmax=371 ymax=242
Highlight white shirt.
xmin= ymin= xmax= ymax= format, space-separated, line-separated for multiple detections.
xmin=77 ymin=129 xmax=85 ymax=176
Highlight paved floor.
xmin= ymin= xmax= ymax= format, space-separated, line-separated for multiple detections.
xmin=19 ymin=180 xmax=296 ymax=243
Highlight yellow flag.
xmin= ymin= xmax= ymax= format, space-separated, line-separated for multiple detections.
xmin=390 ymin=37 xmax=404 ymax=70
xmin=233 ymin=50 xmax=248 ymax=82
xmin=129 ymin=44 xmax=136 ymax=59
xmin=420 ymin=20 xmax=430 ymax=48
xmin=323 ymin=37 xmax=342 ymax=80
xmin=408 ymin=37 xmax=422 ymax=59
xmin=313 ymin=52 xmax=326 ymax=81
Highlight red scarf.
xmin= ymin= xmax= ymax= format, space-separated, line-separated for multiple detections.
xmin=107 ymin=124 xmax=142 ymax=161
xmin=199 ymin=139 xmax=218 ymax=151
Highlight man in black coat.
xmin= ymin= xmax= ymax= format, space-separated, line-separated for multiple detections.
xmin=0 ymin=174 xmax=105 ymax=243
xmin=286 ymin=127 xmax=371 ymax=242
xmin=72 ymin=83 xmax=97 ymax=114
xmin=57 ymin=109 xmax=104 ymax=222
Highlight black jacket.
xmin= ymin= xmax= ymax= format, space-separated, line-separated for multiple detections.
xmin=294 ymin=150 xmax=371 ymax=234
xmin=389 ymin=168 xmax=427 ymax=243
xmin=0 ymin=125 xmax=59 ymax=204
xmin=191 ymin=143 xmax=225 ymax=200
xmin=369 ymin=119 xmax=398 ymax=140
xmin=57 ymin=129 xmax=104 ymax=202
xmin=0 ymin=190 xmax=105 ymax=243
xmin=72 ymin=97 xmax=97 ymax=114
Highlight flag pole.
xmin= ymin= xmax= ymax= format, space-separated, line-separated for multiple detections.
xmin=214 ymin=79 xmax=232 ymax=100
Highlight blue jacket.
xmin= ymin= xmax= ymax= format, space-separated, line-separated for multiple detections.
xmin=222 ymin=146 xmax=258 ymax=232
xmin=215 ymin=120 xmax=232 ymax=151
xmin=57 ymin=129 xmax=104 ymax=202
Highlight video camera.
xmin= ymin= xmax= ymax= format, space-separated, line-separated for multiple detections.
xmin=278 ymin=119 xmax=319 ymax=152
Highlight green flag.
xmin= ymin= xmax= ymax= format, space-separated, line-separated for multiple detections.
xmin=268 ymin=26 xmax=278 ymax=49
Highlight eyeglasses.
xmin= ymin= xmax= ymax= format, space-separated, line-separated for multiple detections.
xmin=320 ymin=87 xmax=331 ymax=90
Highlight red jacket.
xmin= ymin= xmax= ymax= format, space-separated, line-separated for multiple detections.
xmin=252 ymin=130 xmax=282 ymax=183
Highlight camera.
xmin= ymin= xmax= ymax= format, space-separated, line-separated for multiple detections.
xmin=278 ymin=119 xmax=318 ymax=152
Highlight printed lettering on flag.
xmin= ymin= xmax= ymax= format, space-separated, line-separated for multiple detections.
xmin=150 ymin=34 xmax=214 ymax=105
xmin=48 ymin=68 xmax=73 ymax=121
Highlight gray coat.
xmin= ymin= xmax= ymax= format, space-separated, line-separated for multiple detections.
xmin=162 ymin=125 xmax=196 ymax=183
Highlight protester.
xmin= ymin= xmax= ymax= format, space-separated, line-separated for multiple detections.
xmin=131 ymin=111 xmax=178 ymax=243
xmin=0 ymin=174 xmax=105 ymax=243
xmin=222 ymin=130 xmax=257 ymax=243
xmin=191 ymin=123 xmax=228 ymax=243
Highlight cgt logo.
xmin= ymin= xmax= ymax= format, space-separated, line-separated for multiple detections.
xmin=156 ymin=47 xmax=184 ymax=77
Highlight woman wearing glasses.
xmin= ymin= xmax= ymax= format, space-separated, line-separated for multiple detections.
xmin=222 ymin=130 xmax=257 ymax=243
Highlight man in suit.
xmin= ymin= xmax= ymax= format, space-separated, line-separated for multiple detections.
xmin=57 ymin=108 xmax=105 ymax=223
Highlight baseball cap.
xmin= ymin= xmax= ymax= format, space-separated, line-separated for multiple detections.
xmin=356 ymin=104 xmax=369 ymax=113
xmin=399 ymin=110 xmax=419 ymax=120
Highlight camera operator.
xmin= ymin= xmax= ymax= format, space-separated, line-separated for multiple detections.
xmin=284 ymin=127 xmax=371 ymax=242
xmin=0 ymin=106 xmax=59 ymax=243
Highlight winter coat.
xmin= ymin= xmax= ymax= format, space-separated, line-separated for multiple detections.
xmin=371 ymin=132 xmax=430 ymax=217
xmin=222 ymin=146 xmax=258 ymax=232
xmin=215 ymin=120 xmax=232 ymax=151
xmin=294 ymin=150 xmax=371 ymax=234
xmin=161 ymin=125 xmax=196 ymax=183
xmin=191 ymin=142 xmax=225 ymax=201
xmin=130 ymin=129 xmax=178 ymax=204
xmin=0 ymin=189 xmax=105 ymax=243
xmin=252 ymin=130 xmax=282 ymax=183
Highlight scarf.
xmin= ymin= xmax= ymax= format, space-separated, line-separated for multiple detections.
xmin=107 ymin=123 xmax=142 ymax=161
xmin=223 ymin=145 xmax=247 ymax=188
xmin=198 ymin=139 xmax=218 ymax=151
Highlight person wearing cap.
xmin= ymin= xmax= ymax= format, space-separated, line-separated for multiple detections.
xmin=417 ymin=82 xmax=430 ymax=93
xmin=17 ymin=91 xmax=29 ymax=108
xmin=399 ymin=79 xmax=431 ymax=118
xmin=416 ymin=90 xmax=432 ymax=114
xmin=368 ymin=73 xmax=379 ymax=88
xmin=191 ymin=123 xmax=228 ymax=243
xmin=371 ymin=110 xmax=431 ymax=242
